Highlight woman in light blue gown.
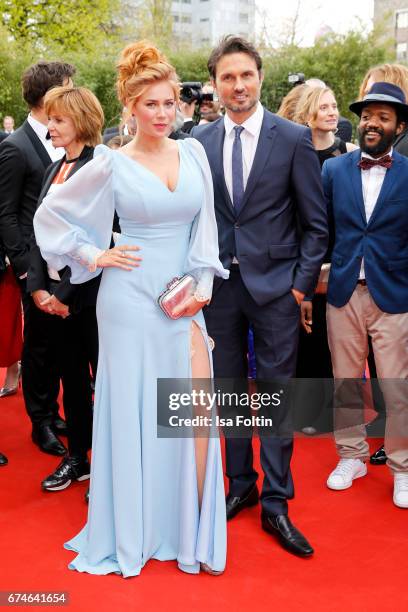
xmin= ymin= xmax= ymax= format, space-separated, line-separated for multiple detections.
xmin=33 ymin=42 xmax=229 ymax=577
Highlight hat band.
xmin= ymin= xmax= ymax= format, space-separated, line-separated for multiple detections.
xmin=362 ymin=93 xmax=405 ymax=105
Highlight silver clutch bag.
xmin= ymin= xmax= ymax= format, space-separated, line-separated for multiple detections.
xmin=158 ymin=274 xmax=197 ymax=319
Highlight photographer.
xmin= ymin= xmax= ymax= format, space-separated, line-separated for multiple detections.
xmin=179 ymin=82 xmax=220 ymax=133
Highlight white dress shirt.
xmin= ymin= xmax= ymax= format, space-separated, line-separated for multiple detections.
xmin=223 ymin=102 xmax=264 ymax=202
xmin=359 ymin=148 xmax=392 ymax=279
xmin=27 ymin=113 xmax=65 ymax=162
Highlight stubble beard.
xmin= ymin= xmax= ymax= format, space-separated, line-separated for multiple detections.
xmin=224 ymin=96 xmax=258 ymax=115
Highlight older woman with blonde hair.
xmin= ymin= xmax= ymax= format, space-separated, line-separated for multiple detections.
xmin=28 ymin=86 xmax=105 ymax=495
xmin=34 ymin=42 xmax=229 ymax=577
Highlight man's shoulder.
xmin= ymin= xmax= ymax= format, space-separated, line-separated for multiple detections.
xmin=191 ymin=117 xmax=224 ymax=140
xmin=324 ymin=149 xmax=358 ymax=173
xmin=264 ymin=109 xmax=307 ymax=136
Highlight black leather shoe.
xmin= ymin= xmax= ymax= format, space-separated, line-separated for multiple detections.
xmin=370 ymin=445 xmax=387 ymax=465
xmin=0 ymin=452 xmax=8 ymax=466
xmin=261 ymin=513 xmax=314 ymax=557
xmin=226 ymin=485 xmax=259 ymax=520
xmin=32 ymin=425 xmax=67 ymax=456
xmin=42 ymin=456 xmax=90 ymax=491
xmin=85 ymin=487 xmax=89 ymax=504
xmin=53 ymin=416 xmax=68 ymax=436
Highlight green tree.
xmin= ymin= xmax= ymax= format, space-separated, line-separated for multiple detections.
xmin=260 ymin=25 xmax=394 ymax=124
xmin=0 ymin=0 xmax=121 ymax=53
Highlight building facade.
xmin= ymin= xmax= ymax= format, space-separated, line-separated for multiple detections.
xmin=172 ymin=0 xmax=256 ymax=48
xmin=374 ymin=0 xmax=408 ymax=60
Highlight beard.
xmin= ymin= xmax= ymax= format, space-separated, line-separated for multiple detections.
xmin=223 ymin=96 xmax=258 ymax=115
xmin=358 ymin=127 xmax=396 ymax=156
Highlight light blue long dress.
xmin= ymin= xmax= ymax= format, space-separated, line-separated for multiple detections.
xmin=34 ymin=139 xmax=229 ymax=577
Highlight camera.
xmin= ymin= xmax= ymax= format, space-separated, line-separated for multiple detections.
xmin=288 ymin=73 xmax=305 ymax=87
xmin=180 ymin=82 xmax=214 ymax=105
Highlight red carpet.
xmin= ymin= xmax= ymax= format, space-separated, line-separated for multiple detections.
xmin=1 ymin=380 xmax=407 ymax=611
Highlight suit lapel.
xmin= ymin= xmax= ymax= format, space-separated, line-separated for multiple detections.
xmin=349 ymin=151 xmax=367 ymax=224
xmin=38 ymin=163 xmax=61 ymax=206
xmin=367 ymin=153 xmax=402 ymax=226
xmin=22 ymin=120 xmax=52 ymax=169
xmin=237 ymin=110 xmax=277 ymax=217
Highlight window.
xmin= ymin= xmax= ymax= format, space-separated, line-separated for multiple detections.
xmin=200 ymin=17 xmax=209 ymax=22
xmin=181 ymin=0 xmax=191 ymax=3
xmin=239 ymin=13 xmax=248 ymax=23
xmin=173 ymin=14 xmax=179 ymax=22
xmin=397 ymin=42 xmax=408 ymax=60
xmin=181 ymin=14 xmax=191 ymax=23
xmin=396 ymin=10 xmax=408 ymax=29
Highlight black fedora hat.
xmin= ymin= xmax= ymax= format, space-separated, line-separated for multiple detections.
xmin=349 ymin=82 xmax=408 ymax=120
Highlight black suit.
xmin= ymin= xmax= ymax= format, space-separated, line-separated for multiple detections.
xmin=0 ymin=131 xmax=8 ymax=143
xmin=29 ymin=146 xmax=99 ymax=456
xmin=193 ymin=110 xmax=328 ymax=515
xmin=0 ymin=120 xmax=61 ymax=427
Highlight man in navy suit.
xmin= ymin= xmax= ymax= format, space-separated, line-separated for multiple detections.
xmin=324 ymin=82 xmax=408 ymax=509
xmin=192 ymin=36 xmax=328 ymax=556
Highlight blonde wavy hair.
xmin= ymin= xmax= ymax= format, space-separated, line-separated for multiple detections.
xmin=359 ymin=64 xmax=408 ymax=99
xmin=277 ymin=84 xmax=309 ymax=122
xmin=294 ymin=86 xmax=337 ymax=128
xmin=116 ymin=41 xmax=179 ymax=111
xmin=44 ymin=86 xmax=104 ymax=147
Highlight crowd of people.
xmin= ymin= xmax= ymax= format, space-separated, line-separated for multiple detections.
xmin=0 ymin=36 xmax=407 ymax=578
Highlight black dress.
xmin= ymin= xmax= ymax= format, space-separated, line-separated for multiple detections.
xmin=295 ymin=138 xmax=347 ymax=432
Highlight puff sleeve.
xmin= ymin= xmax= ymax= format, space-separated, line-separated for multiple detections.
xmin=183 ymin=139 xmax=229 ymax=301
xmin=33 ymin=145 xmax=115 ymax=284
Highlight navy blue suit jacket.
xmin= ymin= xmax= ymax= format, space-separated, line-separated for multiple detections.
xmin=192 ymin=109 xmax=328 ymax=306
xmin=323 ymin=148 xmax=408 ymax=314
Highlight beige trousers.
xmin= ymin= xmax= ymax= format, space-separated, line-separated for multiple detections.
xmin=327 ymin=284 xmax=408 ymax=472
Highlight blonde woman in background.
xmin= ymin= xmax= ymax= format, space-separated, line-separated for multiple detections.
xmin=293 ymin=86 xmax=356 ymax=435
xmin=294 ymin=86 xmax=356 ymax=166
xmin=277 ymin=83 xmax=309 ymax=121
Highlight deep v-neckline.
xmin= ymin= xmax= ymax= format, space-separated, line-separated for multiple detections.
xmin=117 ymin=142 xmax=181 ymax=194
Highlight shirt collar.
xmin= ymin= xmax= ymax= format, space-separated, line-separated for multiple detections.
xmin=27 ymin=113 xmax=48 ymax=141
xmin=361 ymin=147 xmax=393 ymax=160
xmin=224 ymin=102 xmax=264 ymax=137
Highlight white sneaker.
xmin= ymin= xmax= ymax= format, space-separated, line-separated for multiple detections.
xmin=393 ymin=473 xmax=408 ymax=508
xmin=327 ymin=458 xmax=367 ymax=490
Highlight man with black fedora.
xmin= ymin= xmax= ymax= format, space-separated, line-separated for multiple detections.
xmin=323 ymin=82 xmax=408 ymax=508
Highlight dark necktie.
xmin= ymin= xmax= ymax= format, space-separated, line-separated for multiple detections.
xmin=358 ymin=155 xmax=392 ymax=170
xmin=232 ymin=125 xmax=245 ymax=213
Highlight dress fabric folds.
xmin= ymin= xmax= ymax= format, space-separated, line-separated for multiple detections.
xmin=34 ymin=140 xmax=229 ymax=577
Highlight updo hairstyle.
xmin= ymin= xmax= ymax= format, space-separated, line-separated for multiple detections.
xmin=116 ymin=41 xmax=179 ymax=111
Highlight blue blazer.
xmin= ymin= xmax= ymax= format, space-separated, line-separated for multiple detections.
xmin=192 ymin=109 xmax=328 ymax=306
xmin=323 ymin=148 xmax=408 ymax=314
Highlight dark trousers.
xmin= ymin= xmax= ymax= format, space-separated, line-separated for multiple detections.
xmin=204 ymin=267 xmax=300 ymax=516
xmin=21 ymin=284 xmax=61 ymax=427
xmin=22 ymin=280 xmax=96 ymax=457
xmin=57 ymin=306 xmax=97 ymax=457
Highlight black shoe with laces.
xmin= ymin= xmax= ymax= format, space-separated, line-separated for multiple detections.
xmin=41 ymin=456 xmax=90 ymax=492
